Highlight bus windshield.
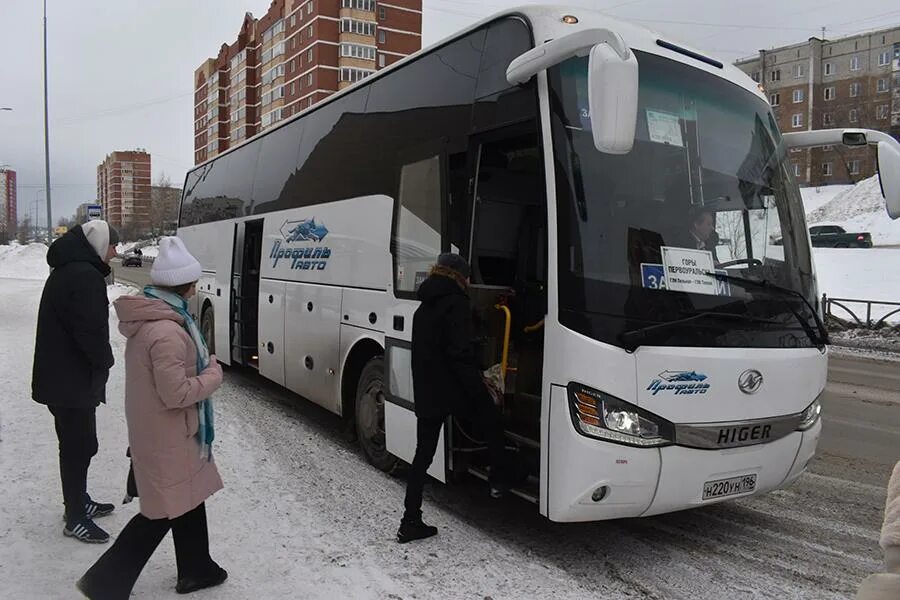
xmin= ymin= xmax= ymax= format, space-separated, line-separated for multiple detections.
xmin=548 ymin=50 xmax=817 ymax=350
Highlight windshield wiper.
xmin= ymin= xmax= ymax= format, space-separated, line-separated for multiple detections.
xmin=706 ymin=272 xmax=829 ymax=347
xmin=620 ymin=310 xmax=782 ymax=350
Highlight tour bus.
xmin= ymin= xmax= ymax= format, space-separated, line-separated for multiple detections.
xmin=179 ymin=5 xmax=900 ymax=521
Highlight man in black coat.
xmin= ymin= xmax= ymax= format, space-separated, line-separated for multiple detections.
xmin=398 ymin=253 xmax=508 ymax=544
xmin=32 ymin=220 xmax=119 ymax=543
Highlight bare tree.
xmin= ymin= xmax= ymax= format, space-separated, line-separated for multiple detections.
xmin=17 ymin=217 xmax=32 ymax=245
xmin=716 ymin=212 xmax=747 ymax=261
xmin=149 ymin=172 xmax=180 ymax=237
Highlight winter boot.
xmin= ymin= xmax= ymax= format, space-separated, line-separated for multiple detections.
xmin=397 ymin=517 xmax=438 ymax=544
xmin=175 ymin=565 xmax=228 ymax=595
xmin=63 ymin=494 xmax=115 ymax=522
xmin=85 ymin=494 xmax=115 ymax=519
xmin=64 ymin=517 xmax=110 ymax=544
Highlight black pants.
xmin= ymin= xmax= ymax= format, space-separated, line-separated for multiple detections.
xmin=48 ymin=406 xmax=98 ymax=523
xmin=403 ymin=399 xmax=506 ymax=521
xmin=79 ymin=503 xmax=216 ymax=600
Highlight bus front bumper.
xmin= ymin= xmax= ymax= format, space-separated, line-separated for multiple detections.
xmin=545 ymin=386 xmax=822 ymax=522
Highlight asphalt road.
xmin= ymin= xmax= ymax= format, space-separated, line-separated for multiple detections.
xmin=111 ymin=258 xmax=152 ymax=289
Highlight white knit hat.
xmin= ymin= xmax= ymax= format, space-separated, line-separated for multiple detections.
xmin=81 ymin=220 xmax=118 ymax=259
xmin=151 ymin=236 xmax=202 ymax=287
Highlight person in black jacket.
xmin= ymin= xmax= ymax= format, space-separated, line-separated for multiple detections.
xmin=398 ymin=253 xmax=508 ymax=544
xmin=32 ymin=220 xmax=119 ymax=544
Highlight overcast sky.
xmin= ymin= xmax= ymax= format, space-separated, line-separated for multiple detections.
xmin=1 ymin=0 xmax=898 ymax=224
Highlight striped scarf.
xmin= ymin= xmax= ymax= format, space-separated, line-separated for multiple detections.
xmin=143 ymin=286 xmax=215 ymax=460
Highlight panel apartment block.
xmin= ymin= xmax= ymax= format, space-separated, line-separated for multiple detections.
xmin=0 ymin=168 xmax=17 ymax=239
xmin=96 ymin=150 xmax=152 ymax=233
xmin=193 ymin=0 xmax=422 ymax=165
xmin=736 ymin=26 xmax=900 ymax=187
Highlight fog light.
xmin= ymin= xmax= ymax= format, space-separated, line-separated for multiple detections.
xmin=562 ymin=15 xmax=579 ymax=24
xmin=591 ymin=486 xmax=609 ymax=502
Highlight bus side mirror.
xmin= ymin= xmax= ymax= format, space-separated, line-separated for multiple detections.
xmin=588 ymin=42 xmax=639 ymax=155
xmin=877 ymin=140 xmax=900 ymax=219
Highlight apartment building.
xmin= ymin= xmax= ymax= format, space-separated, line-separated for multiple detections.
xmin=96 ymin=150 xmax=152 ymax=234
xmin=193 ymin=0 xmax=423 ymax=165
xmin=0 ymin=167 xmax=16 ymax=241
xmin=735 ymin=26 xmax=900 ymax=186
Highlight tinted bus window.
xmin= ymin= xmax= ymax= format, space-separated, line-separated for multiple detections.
xmin=249 ymin=120 xmax=303 ymax=214
xmin=475 ymin=18 xmax=533 ymax=99
xmin=472 ymin=19 xmax=537 ymax=131
xmin=254 ymin=88 xmax=370 ymax=214
xmin=181 ymin=144 xmax=258 ymax=226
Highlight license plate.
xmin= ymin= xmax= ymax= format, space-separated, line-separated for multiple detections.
xmin=702 ymin=474 xmax=757 ymax=500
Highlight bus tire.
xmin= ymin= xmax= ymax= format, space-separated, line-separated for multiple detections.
xmin=201 ymin=304 xmax=216 ymax=356
xmin=355 ymin=356 xmax=399 ymax=473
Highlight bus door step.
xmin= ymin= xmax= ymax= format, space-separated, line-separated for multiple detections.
xmin=467 ymin=467 xmax=539 ymax=505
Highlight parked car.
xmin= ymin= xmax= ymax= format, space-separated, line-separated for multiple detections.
xmin=121 ymin=253 xmax=143 ymax=267
xmin=808 ymin=224 xmax=873 ymax=248
xmin=770 ymin=225 xmax=872 ymax=248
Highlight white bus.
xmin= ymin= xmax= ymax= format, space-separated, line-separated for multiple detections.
xmin=179 ymin=6 xmax=900 ymax=521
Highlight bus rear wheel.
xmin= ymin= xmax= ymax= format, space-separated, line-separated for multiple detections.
xmin=355 ymin=357 xmax=399 ymax=473
xmin=201 ymin=306 xmax=216 ymax=355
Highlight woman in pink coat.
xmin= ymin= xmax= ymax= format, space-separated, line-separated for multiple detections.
xmin=77 ymin=237 xmax=226 ymax=600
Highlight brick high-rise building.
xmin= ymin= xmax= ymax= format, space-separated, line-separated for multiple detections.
xmin=193 ymin=0 xmax=423 ymax=165
xmin=735 ymin=26 xmax=900 ymax=187
xmin=96 ymin=150 xmax=152 ymax=235
xmin=0 ymin=167 xmax=16 ymax=242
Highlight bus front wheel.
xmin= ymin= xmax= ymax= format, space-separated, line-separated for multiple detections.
xmin=355 ymin=357 xmax=399 ymax=473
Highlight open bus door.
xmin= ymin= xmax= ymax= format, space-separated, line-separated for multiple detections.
xmin=230 ymin=220 xmax=263 ymax=369
xmin=383 ymin=143 xmax=452 ymax=483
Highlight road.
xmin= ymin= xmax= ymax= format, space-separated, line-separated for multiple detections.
xmin=107 ymin=265 xmax=899 ymax=598
xmin=111 ymin=257 xmax=152 ymax=289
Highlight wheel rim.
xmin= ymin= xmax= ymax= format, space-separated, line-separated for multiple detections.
xmin=202 ymin=313 xmax=214 ymax=354
xmin=358 ymin=377 xmax=386 ymax=450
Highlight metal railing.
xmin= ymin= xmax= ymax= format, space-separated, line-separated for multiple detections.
xmin=822 ymin=294 xmax=900 ymax=329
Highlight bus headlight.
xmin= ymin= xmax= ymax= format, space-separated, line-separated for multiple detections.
xmin=568 ymin=385 xmax=674 ymax=447
xmin=797 ymin=397 xmax=822 ymax=431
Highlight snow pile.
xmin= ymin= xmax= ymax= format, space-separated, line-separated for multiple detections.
xmin=106 ymin=284 xmax=140 ymax=352
xmin=0 ymin=243 xmax=49 ymax=280
xmin=117 ymin=240 xmax=160 ymax=258
xmin=803 ymin=176 xmax=900 ymax=246
xmin=800 ymin=185 xmax=854 ymax=214
xmin=108 ymin=283 xmax=139 ymax=304
xmin=116 ymin=242 xmax=139 ymax=254
xmin=814 ymin=247 xmax=900 ymax=324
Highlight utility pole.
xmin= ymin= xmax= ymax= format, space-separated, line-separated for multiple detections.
xmin=42 ymin=0 xmax=52 ymax=243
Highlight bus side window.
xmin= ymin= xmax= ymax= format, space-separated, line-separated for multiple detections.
xmin=394 ymin=156 xmax=442 ymax=293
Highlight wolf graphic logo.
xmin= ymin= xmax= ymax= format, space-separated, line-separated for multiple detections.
xmin=658 ymin=370 xmax=708 ymax=382
xmin=281 ymin=218 xmax=329 ymax=243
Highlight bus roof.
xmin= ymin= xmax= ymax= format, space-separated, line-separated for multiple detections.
xmin=188 ymin=4 xmax=763 ymax=174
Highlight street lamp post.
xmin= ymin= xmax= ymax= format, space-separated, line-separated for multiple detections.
xmin=42 ymin=0 xmax=53 ymax=244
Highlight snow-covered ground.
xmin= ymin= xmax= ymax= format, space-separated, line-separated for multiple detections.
xmin=0 ymin=275 xmax=890 ymax=600
xmin=0 ymin=243 xmax=50 ymax=280
xmin=117 ymin=242 xmax=160 ymax=259
xmin=799 ymin=185 xmax=855 ymax=215
xmin=801 ymin=176 xmax=900 ymax=246
xmin=814 ymin=247 xmax=900 ymax=324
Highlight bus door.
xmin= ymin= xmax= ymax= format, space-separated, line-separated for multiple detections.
xmin=383 ymin=142 xmax=456 ymax=484
xmin=230 ymin=219 xmax=263 ymax=369
xmin=465 ymin=124 xmax=547 ymax=498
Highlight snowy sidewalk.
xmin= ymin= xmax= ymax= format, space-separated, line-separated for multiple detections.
xmin=0 ymin=278 xmax=609 ymax=599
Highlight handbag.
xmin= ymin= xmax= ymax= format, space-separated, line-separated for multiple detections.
xmin=123 ymin=447 xmax=138 ymax=504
